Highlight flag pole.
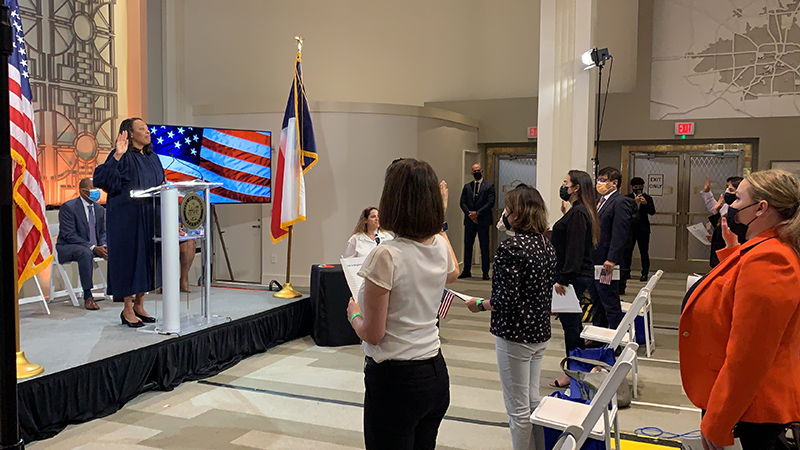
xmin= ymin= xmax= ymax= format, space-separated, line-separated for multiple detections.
xmin=273 ymin=36 xmax=304 ymax=300
xmin=14 ymin=204 xmax=43 ymax=379
xmin=274 ymin=225 xmax=300 ymax=298
xmin=0 ymin=4 xmax=25 ymax=448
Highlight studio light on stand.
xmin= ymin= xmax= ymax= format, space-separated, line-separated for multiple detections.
xmin=582 ymin=47 xmax=612 ymax=178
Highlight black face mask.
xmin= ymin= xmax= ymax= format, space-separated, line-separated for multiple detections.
xmin=502 ymin=213 xmax=512 ymax=231
xmin=472 ymin=172 xmax=482 ymax=181
xmin=726 ymin=202 xmax=759 ymax=228
xmin=559 ymin=185 xmax=571 ymax=202
xmin=633 ymin=188 xmax=643 ymax=196
xmin=723 ymin=192 xmax=736 ymax=205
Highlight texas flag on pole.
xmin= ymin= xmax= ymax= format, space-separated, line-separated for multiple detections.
xmin=270 ymin=51 xmax=317 ymax=243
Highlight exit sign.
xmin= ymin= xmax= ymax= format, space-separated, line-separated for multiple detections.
xmin=528 ymin=127 xmax=537 ymax=139
xmin=675 ymin=122 xmax=695 ymax=136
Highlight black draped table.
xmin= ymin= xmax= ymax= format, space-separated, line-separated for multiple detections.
xmin=309 ymin=264 xmax=361 ymax=346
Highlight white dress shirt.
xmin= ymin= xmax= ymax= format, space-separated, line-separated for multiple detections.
xmin=343 ymin=231 xmax=394 ymax=258
xmin=597 ymin=189 xmax=616 ymax=212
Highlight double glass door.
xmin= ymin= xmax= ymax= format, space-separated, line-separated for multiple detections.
xmin=625 ymin=146 xmax=749 ymax=274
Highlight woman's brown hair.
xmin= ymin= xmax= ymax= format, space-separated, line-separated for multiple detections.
xmin=505 ymin=185 xmax=548 ymax=234
xmin=568 ymin=170 xmax=600 ymax=247
xmin=379 ymin=159 xmax=444 ymax=239
xmin=352 ymin=206 xmax=378 ymax=236
xmin=745 ymin=169 xmax=800 ymax=255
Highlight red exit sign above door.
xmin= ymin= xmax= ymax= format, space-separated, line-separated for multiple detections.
xmin=675 ymin=122 xmax=695 ymax=136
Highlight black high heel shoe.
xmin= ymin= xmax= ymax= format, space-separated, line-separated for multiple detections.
xmin=134 ymin=311 xmax=156 ymax=323
xmin=120 ymin=311 xmax=144 ymax=328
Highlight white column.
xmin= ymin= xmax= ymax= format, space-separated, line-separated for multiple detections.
xmin=161 ymin=187 xmax=180 ymax=333
xmin=537 ymin=0 xmax=596 ymax=225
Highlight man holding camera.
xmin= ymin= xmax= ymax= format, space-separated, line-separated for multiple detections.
xmin=623 ymin=177 xmax=655 ymax=283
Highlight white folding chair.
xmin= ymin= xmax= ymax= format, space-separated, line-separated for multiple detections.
xmin=531 ymin=343 xmax=638 ymax=450
xmin=620 ymin=270 xmax=663 ymax=357
xmin=552 ymin=425 xmax=582 ymax=450
xmin=581 ymin=288 xmax=648 ymax=398
xmin=48 ymin=223 xmax=109 ymax=307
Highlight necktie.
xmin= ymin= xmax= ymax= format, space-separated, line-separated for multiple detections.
xmin=88 ymin=205 xmax=97 ymax=247
xmin=473 ymin=181 xmax=480 ymax=200
xmin=597 ymin=197 xmax=606 ymax=210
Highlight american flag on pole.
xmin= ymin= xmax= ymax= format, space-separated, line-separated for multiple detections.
xmin=270 ymin=50 xmax=317 ymax=243
xmin=438 ymin=289 xmax=456 ymax=320
xmin=7 ymin=0 xmax=52 ymax=287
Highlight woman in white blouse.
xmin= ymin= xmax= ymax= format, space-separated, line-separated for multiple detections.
xmin=343 ymin=206 xmax=393 ymax=258
xmin=347 ymin=159 xmax=459 ymax=450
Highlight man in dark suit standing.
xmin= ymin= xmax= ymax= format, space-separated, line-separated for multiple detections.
xmin=623 ymin=177 xmax=656 ymax=283
xmin=57 ymin=178 xmax=108 ymax=310
xmin=459 ymin=163 xmax=495 ymax=279
xmin=588 ymin=167 xmax=632 ymax=329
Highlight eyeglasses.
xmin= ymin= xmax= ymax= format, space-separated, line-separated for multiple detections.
xmin=597 ymin=178 xmax=609 ymax=183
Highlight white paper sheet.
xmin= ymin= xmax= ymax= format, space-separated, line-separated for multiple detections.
xmin=552 ymin=285 xmax=583 ymax=313
xmin=447 ymin=289 xmax=480 ymax=303
xmin=687 ymin=222 xmax=712 ymax=246
xmin=340 ymin=255 xmax=367 ymax=298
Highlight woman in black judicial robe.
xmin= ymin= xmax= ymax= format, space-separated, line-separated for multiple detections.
xmin=94 ymin=118 xmax=164 ymax=327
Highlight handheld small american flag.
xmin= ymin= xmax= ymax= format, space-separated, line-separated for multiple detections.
xmin=270 ymin=50 xmax=317 ymax=243
xmin=7 ymin=0 xmax=53 ymax=287
xmin=438 ymin=289 xmax=456 ymax=320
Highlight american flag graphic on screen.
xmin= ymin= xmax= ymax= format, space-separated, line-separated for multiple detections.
xmin=150 ymin=125 xmax=271 ymax=203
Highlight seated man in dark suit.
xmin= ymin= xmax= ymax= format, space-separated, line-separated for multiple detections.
xmin=588 ymin=167 xmax=632 ymax=329
xmin=56 ymin=178 xmax=108 ymax=310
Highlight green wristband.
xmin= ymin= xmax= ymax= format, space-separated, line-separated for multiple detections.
xmin=476 ymin=299 xmax=484 ymax=311
xmin=349 ymin=312 xmax=362 ymax=324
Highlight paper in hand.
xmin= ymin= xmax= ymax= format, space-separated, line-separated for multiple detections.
xmin=551 ymin=285 xmax=582 ymax=313
xmin=340 ymin=255 xmax=367 ymax=298
xmin=687 ymin=222 xmax=711 ymax=246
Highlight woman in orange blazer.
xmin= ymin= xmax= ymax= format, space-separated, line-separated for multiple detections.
xmin=680 ymin=169 xmax=800 ymax=450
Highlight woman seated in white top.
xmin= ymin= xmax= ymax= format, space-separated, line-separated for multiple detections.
xmin=343 ymin=206 xmax=394 ymax=258
xmin=347 ymin=158 xmax=459 ymax=450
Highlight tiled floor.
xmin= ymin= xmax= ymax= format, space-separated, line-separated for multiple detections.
xmin=28 ymin=272 xmax=698 ymax=449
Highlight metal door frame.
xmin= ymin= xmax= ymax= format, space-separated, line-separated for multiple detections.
xmin=622 ymin=142 xmax=754 ymax=274
xmin=486 ymin=145 xmax=537 ymax=260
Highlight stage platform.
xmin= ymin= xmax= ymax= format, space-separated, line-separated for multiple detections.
xmin=16 ymin=286 xmax=313 ymax=443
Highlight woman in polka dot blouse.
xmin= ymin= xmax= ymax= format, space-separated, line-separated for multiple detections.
xmin=466 ymin=185 xmax=557 ymax=450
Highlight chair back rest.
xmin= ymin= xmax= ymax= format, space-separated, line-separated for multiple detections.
xmin=610 ymin=290 xmax=648 ymax=349
xmin=643 ymin=269 xmax=664 ymax=293
xmin=49 ymin=223 xmax=59 ymax=238
xmin=577 ymin=343 xmax=638 ymax=446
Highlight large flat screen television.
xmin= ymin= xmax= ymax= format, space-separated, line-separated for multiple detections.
xmin=150 ymin=124 xmax=271 ymax=204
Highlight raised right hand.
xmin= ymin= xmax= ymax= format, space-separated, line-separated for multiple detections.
xmin=113 ymin=131 xmax=129 ymax=160
xmin=720 ymin=217 xmax=739 ymax=248
xmin=702 ymin=175 xmax=711 ymax=193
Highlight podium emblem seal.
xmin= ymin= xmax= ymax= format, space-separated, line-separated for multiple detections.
xmin=180 ymin=192 xmax=205 ymax=229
